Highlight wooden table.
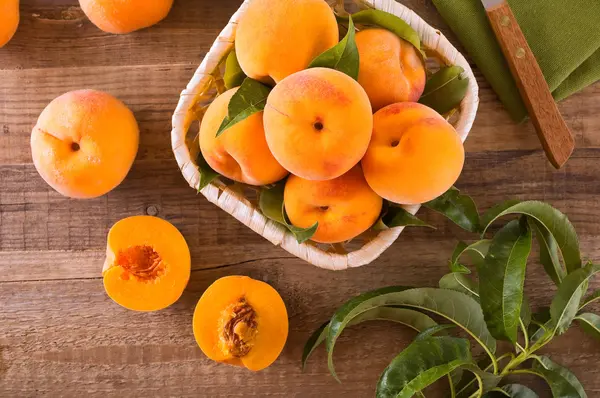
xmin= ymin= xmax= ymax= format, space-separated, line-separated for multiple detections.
xmin=1 ymin=0 xmax=599 ymax=396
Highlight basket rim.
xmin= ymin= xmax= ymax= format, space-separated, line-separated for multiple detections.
xmin=171 ymin=0 xmax=479 ymax=270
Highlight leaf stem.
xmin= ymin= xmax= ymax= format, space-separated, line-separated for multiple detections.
xmin=448 ymin=374 xmax=456 ymax=398
xmin=519 ymin=318 xmax=530 ymax=351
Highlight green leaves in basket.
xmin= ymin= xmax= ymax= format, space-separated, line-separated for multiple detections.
xmin=309 ymin=16 xmax=359 ymax=80
xmin=424 ymin=186 xmax=481 ymax=233
xmin=339 ymin=9 xmax=425 ymax=59
xmin=376 ymin=202 xmax=434 ymax=230
xmin=216 ymin=77 xmax=272 ymax=137
xmin=376 ymin=336 xmax=472 ymax=398
xmin=478 ymin=218 xmax=532 ymax=343
xmin=419 ymin=66 xmax=469 ymax=115
xmin=196 ymin=152 xmax=220 ymax=191
xmin=223 ymin=48 xmax=246 ymax=90
xmin=259 ymin=180 xmax=318 ymax=244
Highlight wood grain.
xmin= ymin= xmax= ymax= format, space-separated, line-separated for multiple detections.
xmin=1 ymin=0 xmax=600 ymax=397
xmin=486 ymin=2 xmax=575 ymax=168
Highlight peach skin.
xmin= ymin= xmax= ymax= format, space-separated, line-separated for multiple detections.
xmin=284 ymin=166 xmax=383 ymax=244
xmin=199 ymin=88 xmax=288 ymax=186
xmin=362 ymin=102 xmax=464 ymax=205
xmin=235 ymin=0 xmax=339 ymax=83
xmin=356 ymin=28 xmax=426 ymax=111
xmin=264 ymin=68 xmax=373 ymax=181
xmin=31 ymin=90 xmax=139 ymax=199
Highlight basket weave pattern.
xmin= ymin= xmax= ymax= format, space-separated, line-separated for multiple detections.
xmin=171 ymin=0 xmax=479 ymax=270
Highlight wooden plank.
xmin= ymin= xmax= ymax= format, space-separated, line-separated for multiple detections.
xmin=1 ymin=261 xmax=598 ymax=396
xmin=1 ymin=66 xmax=599 ymax=165
xmin=2 ymin=0 xmax=244 ymax=70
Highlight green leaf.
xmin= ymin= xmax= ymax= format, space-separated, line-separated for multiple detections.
xmin=525 ymin=367 xmax=584 ymax=398
xmin=376 ymin=336 xmax=472 ymax=398
xmin=575 ymin=312 xmax=600 ymax=340
xmin=380 ymin=204 xmax=434 ymax=229
xmin=449 ymin=240 xmax=492 ymax=274
xmin=415 ymin=324 xmax=455 ymax=341
xmin=529 ymin=307 xmax=551 ymax=341
xmin=458 ymin=366 xmax=503 ymax=397
xmin=301 ymin=321 xmax=328 ymax=371
xmin=424 ymin=187 xmax=481 ymax=233
xmin=478 ymin=219 xmax=532 ymax=342
xmin=301 ymin=306 xmax=439 ymax=370
xmin=481 ymin=201 xmax=581 ymax=273
xmin=532 ymin=356 xmax=587 ymax=398
xmin=196 ymin=152 xmax=220 ymax=191
xmin=326 ymin=287 xmax=497 ymax=380
xmin=342 ymin=9 xmax=424 ymax=59
xmin=223 ymin=48 xmax=246 ymax=90
xmin=580 ymin=289 xmax=600 ymax=310
xmin=439 ymin=273 xmax=479 ymax=300
xmin=484 ymin=384 xmax=538 ymax=397
xmin=308 ymin=16 xmax=359 ymax=80
xmin=259 ymin=181 xmax=318 ymax=243
xmin=419 ymin=66 xmax=469 ymax=115
xmin=216 ymin=78 xmax=272 ymax=137
xmin=550 ymin=263 xmax=600 ymax=335
xmin=528 ymin=218 xmax=566 ymax=285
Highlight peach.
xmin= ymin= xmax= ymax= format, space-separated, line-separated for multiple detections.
xmin=361 ymin=102 xmax=464 ymax=205
xmin=199 ymin=88 xmax=288 ymax=186
xmin=284 ymin=166 xmax=383 ymax=244
xmin=79 ymin=0 xmax=173 ymax=34
xmin=0 ymin=0 xmax=19 ymax=48
xmin=264 ymin=68 xmax=373 ymax=181
xmin=31 ymin=90 xmax=139 ymax=199
xmin=235 ymin=0 xmax=339 ymax=83
xmin=355 ymin=29 xmax=426 ymax=111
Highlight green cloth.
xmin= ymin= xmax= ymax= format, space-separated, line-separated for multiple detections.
xmin=431 ymin=0 xmax=600 ymax=121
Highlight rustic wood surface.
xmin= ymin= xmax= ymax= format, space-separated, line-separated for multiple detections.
xmin=1 ymin=0 xmax=599 ymax=397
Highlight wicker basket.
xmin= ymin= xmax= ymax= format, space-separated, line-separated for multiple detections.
xmin=171 ymin=0 xmax=479 ymax=270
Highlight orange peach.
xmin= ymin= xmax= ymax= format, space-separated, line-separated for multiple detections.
xmin=361 ymin=102 xmax=464 ymax=205
xmin=235 ymin=0 xmax=339 ymax=83
xmin=264 ymin=68 xmax=373 ymax=181
xmin=79 ymin=0 xmax=173 ymax=34
xmin=0 ymin=0 xmax=19 ymax=48
xmin=31 ymin=90 xmax=139 ymax=199
xmin=199 ymin=88 xmax=288 ymax=186
xmin=355 ymin=29 xmax=426 ymax=111
xmin=284 ymin=167 xmax=383 ymax=244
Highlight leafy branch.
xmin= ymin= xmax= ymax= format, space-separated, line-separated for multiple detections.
xmin=302 ymin=187 xmax=598 ymax=397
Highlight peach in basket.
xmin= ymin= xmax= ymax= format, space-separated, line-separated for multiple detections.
xmin=171 ymin=0 xmax=478 ymax=269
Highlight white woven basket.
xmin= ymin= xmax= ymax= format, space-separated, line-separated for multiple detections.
xmin=171 ymin=0 xmax=479 ymax=270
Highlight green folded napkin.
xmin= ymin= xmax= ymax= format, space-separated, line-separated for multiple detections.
xmin=431 ymin=0 xmax=600 ymax=121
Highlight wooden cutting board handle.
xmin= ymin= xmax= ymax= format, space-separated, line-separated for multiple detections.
xmin=486 ymin=2 xmax=574 ymax=169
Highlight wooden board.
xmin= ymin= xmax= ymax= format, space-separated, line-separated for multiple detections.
xmin=1 ymin=0 xmax=600 ymax=396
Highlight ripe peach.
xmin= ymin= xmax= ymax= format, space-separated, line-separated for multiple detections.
xmin=199 ymin=88 xmax=288 ymax=186
xmin=31 ymin=90 xmax=139 ymax=199
xmin=0 ymin=0 xmax=19 ymax=48
xmin=79 ymin=0 xmax=173 ymax=34
xmin=362 ymin=102 xmax=464 ymax=205
xmin=284 ymin=166 xmax=383 ymax=244
xmin=355 ymin=29 xmax=426 ymax=111
xmin=235 ymin=0 xmax=339 ymax=83
xmin=264 ymin=68 xmax=373 ymax=181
